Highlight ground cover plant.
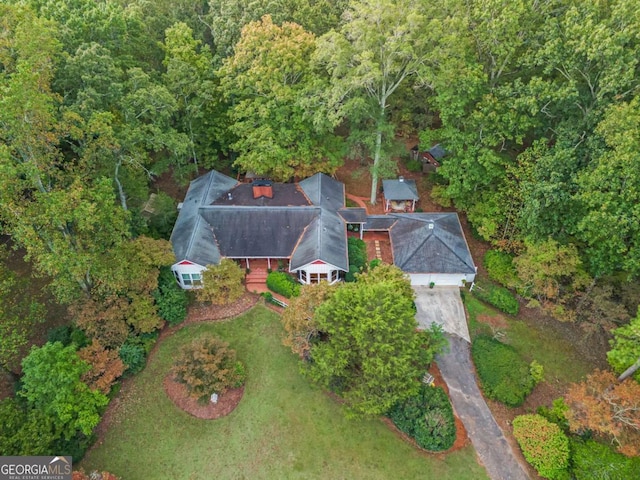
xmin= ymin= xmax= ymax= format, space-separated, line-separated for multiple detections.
xmin=463 ymin=294 xmax=592 ymax=385
xmin=81 ymin=306 xmax=488 ymax=479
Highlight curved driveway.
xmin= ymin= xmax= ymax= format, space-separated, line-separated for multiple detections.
xmin=414 ymin=286 xmax=530 ymax=480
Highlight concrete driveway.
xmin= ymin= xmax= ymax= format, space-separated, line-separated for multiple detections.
xmin=413 ymin=286 xmax=470 ymax=342
xmin=414 ymin=286 xmax=530 ymax=479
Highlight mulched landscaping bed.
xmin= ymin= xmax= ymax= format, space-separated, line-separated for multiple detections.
xmin=163 ymin=373 xmax=244 ymax=420
xmin=183 ymin=293 xmax=259 ymax=324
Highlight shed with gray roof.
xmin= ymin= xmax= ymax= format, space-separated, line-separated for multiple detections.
xmin=382 ymin=178 xmax=419 ymax=212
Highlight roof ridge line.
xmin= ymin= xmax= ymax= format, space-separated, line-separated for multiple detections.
xmin=433 ymin=230 xmax=475 ymax=271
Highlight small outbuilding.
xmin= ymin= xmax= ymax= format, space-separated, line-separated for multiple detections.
xmin=411 ymin=144 xmax=446 ymax=172
xmin=382 ymin=177 xmax=419 ymax=213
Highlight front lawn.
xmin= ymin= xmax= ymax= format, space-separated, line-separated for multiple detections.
xmin=81 ymin=306 xmax=487 ymax=479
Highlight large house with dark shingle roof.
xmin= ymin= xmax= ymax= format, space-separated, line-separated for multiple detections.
xmin=170 ymin=170 xmax=476 ymax=289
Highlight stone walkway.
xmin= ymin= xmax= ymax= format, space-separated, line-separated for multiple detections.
xmin=437 ymin=335 xmax=530 ymax=480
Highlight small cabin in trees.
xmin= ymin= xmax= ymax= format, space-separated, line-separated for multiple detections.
xmin=411 ymin=143 xmax=446 ymax=172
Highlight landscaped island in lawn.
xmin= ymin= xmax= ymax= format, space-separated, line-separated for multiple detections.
xmin=80 ymin=306 xmax=488 ymax=479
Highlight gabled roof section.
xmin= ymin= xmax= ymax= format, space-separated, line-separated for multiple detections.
xmin=170 ymin=170 xmax=348 ymax=271
xmin=298 ymin=173 xmax=345 ymax=211
xmin=429 ymin=144 xmax=446 ymax=160
xmin=389 ymin=213 xmax=475 ymax=274
xmin=290 ymin=211 xmax=348 ymax=271
xmin=211 ymin=183 xmax=310 ymax=207
xmin=382 ymin=179 xmax=419 ymax=201
xmin=170 ymin=171 xmax=238 ymax=266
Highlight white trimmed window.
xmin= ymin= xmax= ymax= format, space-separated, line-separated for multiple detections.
xmin=181 ymin=273 xmax=202 ymax=287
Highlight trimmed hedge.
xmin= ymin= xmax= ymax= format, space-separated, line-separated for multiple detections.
xmin=513 ymin=414 xmax=569 ymax=480
xmin=570 ymin=438 xmax=640 ymax=480
xmin=388 ymin=385 xmax=456 ymax=451
xmin=472 ymin=281 xmax=519 ymax=315
xmin=471 ymin=335 xmax=535 ymax=407
xmin=266 ymin=271 xmax=301 ymax=298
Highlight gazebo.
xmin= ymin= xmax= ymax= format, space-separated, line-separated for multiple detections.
xmin=382 ymin=178 xmax=419 ymax=213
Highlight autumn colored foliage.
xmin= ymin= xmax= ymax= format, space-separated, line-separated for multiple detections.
xmin=196 ymin=260 xmax=245 ymax=305
xmin=512 ymin=414 xmax=570 ymax=479
xmin=78 ymin=341 xmax=125 ymax=394
xmin=281 ymin=282 xmax=335 ymax=357
xmin=173 ymin=336 xmax=246 ymax=402
xmin=565 ymin=369 xmax=640 ymax=456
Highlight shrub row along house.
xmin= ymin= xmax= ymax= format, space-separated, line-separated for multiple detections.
xmin=169 ymin=170 xmax=476 ymax=289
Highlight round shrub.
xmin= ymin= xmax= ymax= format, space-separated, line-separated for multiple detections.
xmin=513 ymin=414 xmax=569 ymax=480
xmin=153 ymin=267 xmax=188 ymax=326
xmin=388 ymin=385 xmax=456 ymax=451
xmin=266 ymin=271 xmax=301 ymax=298
xmin=173 ymin=336 xmax=245 ymax=403
xmin=471 ymin=335 xmax=535 ymax=407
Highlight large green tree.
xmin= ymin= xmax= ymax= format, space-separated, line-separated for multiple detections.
xmin=163 ymin=22 xmax=222 ymax=173
xmin=219 ymin=15 xmax=343 ymax=180
xmin=206 ymin=0 xmax=347 ymax=61
xmin=20 ymin=342 xmax=109 ymax=439
xmin=317 ymin=0 xmax=430 ymax=203
xmin=306 ymin=265 xmax=445 ymax=417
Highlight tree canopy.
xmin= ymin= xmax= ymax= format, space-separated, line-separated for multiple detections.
xmin=305 ymin=266 xmax=445 ymax=417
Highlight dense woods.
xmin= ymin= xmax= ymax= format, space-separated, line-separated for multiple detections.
xmin=1 ymin=0 xmax=639 ymax=471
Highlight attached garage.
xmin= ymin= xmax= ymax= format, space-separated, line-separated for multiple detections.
xmin=379 ymin=213 xmax=476 ymax=287
xmin=407 ymin=273 xmax=475 ymax=287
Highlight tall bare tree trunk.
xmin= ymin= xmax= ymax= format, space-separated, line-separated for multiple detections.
xmin=370 ymin=102 xmax=387 ymax=205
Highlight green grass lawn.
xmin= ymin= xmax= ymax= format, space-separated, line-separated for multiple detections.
xmin=464 ymin=294 xmax=592 ymax=384
xmin=82 ymin=305 xmax=487 ymax=479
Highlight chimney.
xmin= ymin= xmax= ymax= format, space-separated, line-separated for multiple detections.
xmin=252 ymin=180 xmax=273 ymax=199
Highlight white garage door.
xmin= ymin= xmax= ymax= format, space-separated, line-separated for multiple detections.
xmin=409 ymin=273 xmax=466 ymax=287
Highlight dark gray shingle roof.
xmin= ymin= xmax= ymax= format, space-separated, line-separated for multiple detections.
xmin=363 ymin=215 xmax=398 ymax=230
xmin=389 ymin=213 xmax=475 ymax=274
xmin=170 ymin=171 xmax=348 ymax=271
xmin=170 ymin=171 xmax=238 ymax=266
xmin=382 ymin=179 xmax=419 ymax=201
xmin=200 ymin=207 xmax=318 ymax=258
xmin=429 ymin=144 xmax=446 ymax=160
xmin=338 ymin=208 xmax=367 ymax=223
